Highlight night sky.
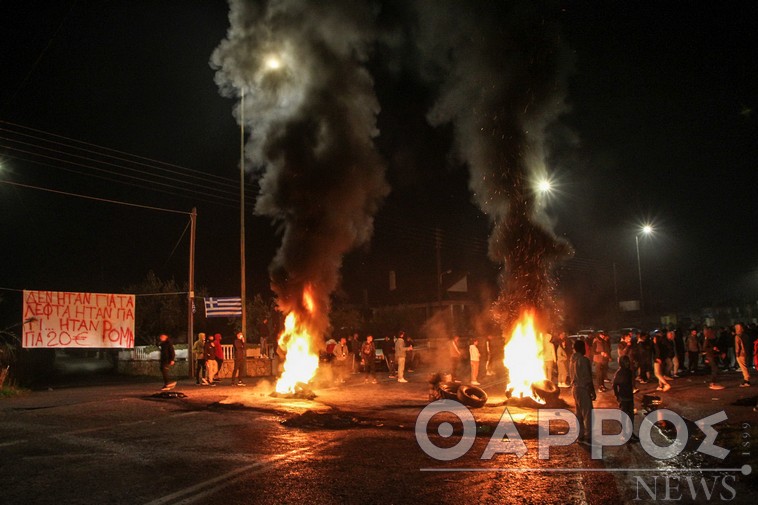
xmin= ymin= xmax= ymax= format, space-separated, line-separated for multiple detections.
xmin=1 ymin=0 xmax=756 ymax=332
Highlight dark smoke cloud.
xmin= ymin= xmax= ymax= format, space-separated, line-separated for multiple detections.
xmin=414 ymin=1 xmax=574 ymax=329
xmin=211 ymin=0 xmax=389 ymax=337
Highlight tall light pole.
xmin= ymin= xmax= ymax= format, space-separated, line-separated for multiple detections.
xmin=240 ymin=89 xmax=247 ymax=338
xmin=635 ymin=224 xmax=653 ymax=314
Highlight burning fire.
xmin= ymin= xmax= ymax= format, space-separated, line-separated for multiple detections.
xmin=274 ymin=288 xmax=320 ymax=395
xmin=502 ymin=309 xmax=547 ymax=403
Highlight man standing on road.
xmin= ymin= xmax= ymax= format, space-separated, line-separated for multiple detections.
xmin=213 ymin=333 xmax=224 ymax=381
xmin=592 ymin=331 xmax=611 ymax=392
xmin=735 ymin=323 xmax=752 ymax=387
xmin=204 ymin=334 xmax=218 ymax=386
xmin=158 ymin=334 xmax=176 ymax=391
xmin=192 ymin=332 xmax=207 ymax=385
xmin=333 ymin=337 xmax=350 ymax=384
xmin=704 ymin=326 xmax=724 ymax=390
xmin=469 ymin=336 xmax=480 ymax=385
xmin=570 ymin=340 xmax=595 ymax=444
xmin=231 ymin=332 xmax=246 ymax=386
xmin=361 ymin=335 xmax=377 ymax=384
xmin=395 ymin=332 xmax=408 ymax=383
xmin=449 ymin=335 xmax=463 ymax=380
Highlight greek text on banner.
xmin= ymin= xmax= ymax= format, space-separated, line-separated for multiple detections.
xmin=22 ymin=290 xmax=136 ymax=349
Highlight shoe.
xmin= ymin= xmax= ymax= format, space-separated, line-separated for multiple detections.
xmin=709 ymin=383 xmax=724 ymax=390
xmin=237 ymin=382 xmax=246 ymax=386
xmin=471 ymin=381 xmax=480 ymax=385
xmin=209 ymin=383 xmax=217 ymax=387
xmin=633 ymin=388 xmax=640 ymax=394
xmin=166 ymin=381 xmax=177 ymax=390
xmin=656 ymin=386 xmax=664 ymax=391
xmin=408 ymin=369 xmax=414 ymax=373
xmin=740 ymin=382 xmax=751 ymax=388
xmin=639 ymin=380 xmax=649 ymax=384
xmin=398 ymin=378 xmax=408 ymax=383
xmin=201 ymin=382 xmax=209 ymax=386
xmin=201 ymin=378 xmax=209 ymax=385
xmin=389 ymin=375 xmax=397 ymax=379
xmin=161 ymin=386 xmax=171 ymax=391
xmin=662 ymin=384 xmax=671 ymax=392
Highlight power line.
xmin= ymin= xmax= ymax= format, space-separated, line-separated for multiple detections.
xmin=0 ymin=179 xmax=191 ymax=215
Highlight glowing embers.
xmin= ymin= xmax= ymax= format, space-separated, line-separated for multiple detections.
xmin=502 ymin=309 xmax=548 ymax=404
xmin=274 ymin=288 xmax=320 ymax=395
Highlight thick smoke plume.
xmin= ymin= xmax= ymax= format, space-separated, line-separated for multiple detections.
xmin=415 ymin=1 xmax=573 ymax=330
xmin=211 ymin=0 xmax=389 ymax=338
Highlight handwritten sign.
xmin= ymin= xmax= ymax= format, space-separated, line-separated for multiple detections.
xmin=22 ymin=290 xmax=135 ymax=348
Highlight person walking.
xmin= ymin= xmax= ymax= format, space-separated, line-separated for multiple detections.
xmin=361 ymin=335 xmax=377 ymax=384
xmin=569 ymin=340 xmax=595 ymax=444
xmin=231 ymin=331 xmax=247 ymax=386
xmin=192 ymin=332 xmax=207 ymax=385
xmin=469 ymin=337 xmax=481 ymax=385
xmin=703 ymin=326 xmax=724 ymax=390
xmin=213 ymin=333 xmax=224 ymax=382
xmin=158 ymin=334 xmax=176 ymax=391
xmin=612 ymin=355 xmax=639 ymax=442
xmin=333 ymin=337 xmax=350 ymax=384
xmin=636 ymin=333 xmax=653 ymax=384
xmin=735 ymin=323 xmax=752 ymax=387
xmin=652 ymin=332 xmax=672 ymax=392
xmin=395 ymin=332 xmax=408 ymax=383
xmin=203 ymin=334 xmax=218 ymax=386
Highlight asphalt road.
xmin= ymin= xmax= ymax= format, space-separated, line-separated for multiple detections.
xmin=1 ymin=367 xmax=757 ymax=504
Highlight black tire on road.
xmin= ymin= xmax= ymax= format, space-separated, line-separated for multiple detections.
xmin=457 ymin=385 xmax=488 ymax=408
xmin=438 ymin=382 xmax=460 ymax=400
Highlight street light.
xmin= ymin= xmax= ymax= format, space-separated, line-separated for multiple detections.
xmin=635 ymin=224 xmax=654 ymax=313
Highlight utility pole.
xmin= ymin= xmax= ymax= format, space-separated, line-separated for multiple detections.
xmin=240 ymin=90 xmax=247 ymax=338
xmin=435 ymin=228 xmax=442 ymax=305
xmin=187 ymin=207 xmax=197 ymax=379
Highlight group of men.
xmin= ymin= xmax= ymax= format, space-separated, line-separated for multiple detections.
xmin=191 ymin=332 xmax=248 ymax=386
xmin=328 ymin=332 xmax=415 ymax=384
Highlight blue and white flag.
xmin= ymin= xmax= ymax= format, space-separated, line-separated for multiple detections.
xmin=204 ymin=297 xmax=242 ymax=318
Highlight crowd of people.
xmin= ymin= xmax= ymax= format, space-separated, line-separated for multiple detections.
xmin=564 ymin=324 xmax=758 ymax=443
xmin=550 ymin=323 xmax=758 ymax=396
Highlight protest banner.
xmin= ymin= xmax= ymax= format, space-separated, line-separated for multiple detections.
xmin=22 ymin=290 xmax=135 ymax=348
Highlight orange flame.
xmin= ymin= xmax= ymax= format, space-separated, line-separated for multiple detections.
xmin=502 ymin=309 xmax=547 ymax=403
xmin=274 ymin=287 xmax=321 ymax=394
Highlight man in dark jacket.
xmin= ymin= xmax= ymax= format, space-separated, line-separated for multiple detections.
xmin=592 ymin=332 xmax=611 ymax=392
xmin=158 ymin=334 xmax=176 ymax=390
xmin=231 ymin=331 xmax=247 ymax=386
xmin=570 ymin=340 xmax=595 ymax=444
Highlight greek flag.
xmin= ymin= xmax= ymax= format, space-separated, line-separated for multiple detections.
xmin=204 ymin=297 xmax=242 ymax=318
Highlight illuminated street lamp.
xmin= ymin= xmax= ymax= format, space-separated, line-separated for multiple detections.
xmin=635 ymin=224 xmax=654 ymax=313
xmin=537 ymin=179 xmax=552 ymax=194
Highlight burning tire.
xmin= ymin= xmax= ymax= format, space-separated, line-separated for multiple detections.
xmin=530 ymin=380 xmax=560 ymax=402
xmin=438 ymin=382 xmax=460 ymax=400
xmin=457 ymin=385 xmax=488 ymax=408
